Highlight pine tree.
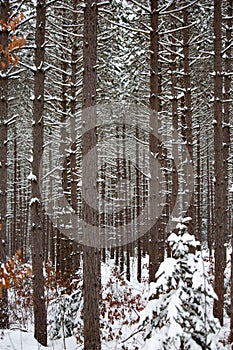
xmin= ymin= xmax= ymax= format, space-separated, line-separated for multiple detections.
xmin=0 ymin=0 xmax=9 ymax=329
xmin=82 ymin=1 xmax=101 ymax=349
xmin=140 ymin=219 xmax=223 ymax=350
xmin=30 ymin=0 xmax=47 ymax=345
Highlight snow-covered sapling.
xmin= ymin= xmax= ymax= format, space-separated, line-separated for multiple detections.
xmin=140 ymin=220 xmax=224 ymax=350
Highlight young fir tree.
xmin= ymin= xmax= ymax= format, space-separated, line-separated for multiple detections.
xmin=140 ymin=219 xmax=223 ymax=350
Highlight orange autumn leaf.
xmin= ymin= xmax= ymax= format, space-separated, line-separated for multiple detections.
xmin=26 ymin=267 xmax=32 ymax=277
xmin=0 ymin=13 xmax=26 ymax=68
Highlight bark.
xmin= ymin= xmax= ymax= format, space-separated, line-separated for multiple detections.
xmin=0 ymin=0 xmax=9 ymax=329
xmin=136 ymin=125 xmax=142 ymax=282
xmin=31 ymin=0 xmax=47 ymax=345
xmin=225 ymin=0 xmax=233 ymax=341
xmin=213 ymin=0 xmax=225 ymax=326
xmin=170 ymin=4 xmax=179 ymax=221
xmin=58 ymin=5 xmax=70 ymax=282
xmin=148 ymin=0 xmax=160 ymax=283
xmin=12 ymin=126 xmax=17 ymax=255
xmin=207 ymin=148 xmax=212 ymax=256
xmin=70 ymin=0 xmax=80 ymax=274
xmin=196 ymin=124 xmax=202 ymax=241
xmin=82 ymin=1 xmax=101 ymax=349
xmin=222 ymin=0 xmax=232 ymax=242
xmin=230 ymin=221 xmax=233 ymax=343
xmin=181 ymin=2 xmax=194 ymax=234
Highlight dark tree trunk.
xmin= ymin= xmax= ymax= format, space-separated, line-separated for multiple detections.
xmin=225 ymin=0 xmax=233 ymax=341
xmin=82 ymin=1 xmax=101 ymax=349
xmin=31 ymin=0 xmax=47 ymax=345
xmin=182 ymin=2 xmax=194 ymax=234
xmin=213 ymin=0 xmax=225 ymax=326
xmin=222 ymin=0 xmax=232 ymax=243
xmin=196 ymin=124 xmax=202 ymax=241
xmin=70 ymin=0 xmax=80 ymax=275
xmin=12 ymin=126 xmax=17 ymax=256
xmin=206 ymin=149 xmax=212 ymax=256
xmin=136 ymin=125 xmax=142 ymax=282
xmin=148 ymin=0 xmax=160 ymax=283
xmin=0 ymin=0 xmax=9 ymax=329
xmin=170 ymin=2 xmax=179 ymax=226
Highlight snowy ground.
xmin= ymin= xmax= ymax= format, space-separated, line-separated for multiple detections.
xmin=0 ymin=255 xmax=232 ymax=349
xmin=0 ymin=329 xmax=77 ymax=350
xmin=0 ymin=325 xmax=231 ymax=350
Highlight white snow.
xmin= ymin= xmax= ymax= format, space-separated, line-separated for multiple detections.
xmin=0 ymin=329 xmax=77 ymax=350
xmin=27 ymin=172 xmax=37 ymax=182
xmin=29 ymin=197 xmax=40 ymax=206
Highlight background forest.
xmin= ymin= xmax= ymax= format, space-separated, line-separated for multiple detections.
xmin=0 ymin=0 xmax=233 ymax=349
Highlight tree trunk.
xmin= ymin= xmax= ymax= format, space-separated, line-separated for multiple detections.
xmin=70 ymin=0 xmax=80 ymax=274
xmin=206 ymin=148 xmax=212 ymax=256
xmin=148 ymin=0 xmax=160 ymax=283
xmin=222 ymin=0 xmax=232 ymax=243
xmin=213 ymin=0 xmax=225 ymax=326
xmin=82 ymin=1 xmax=101 ymax=349
xmin=182 ymin=2 xmax=194 ymax=234
xmin=196 ymin=123 xmax=202 ymax=241
xmin=31 ymin=0 xmax=47 ymax=345
xmin=225 ymin=0 xmax=233 ymax=341
xmin=0 ymin=0 xmax=9 ymax=329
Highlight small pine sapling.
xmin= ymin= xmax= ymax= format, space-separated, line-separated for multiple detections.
xmin=140 ymin=219 xmax=224 ymax=350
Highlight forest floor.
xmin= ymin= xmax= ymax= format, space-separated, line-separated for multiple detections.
xmin=0 ymin=256 xmax=232 ymax=349
xmin=0 ymin=329 xmax=77 ymax=350
xmin=0 ymin=324 xmax=231 ymax=350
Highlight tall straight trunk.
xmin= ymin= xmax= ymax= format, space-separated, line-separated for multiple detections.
xmin=12 ymin=126 xmax=17 ymax=255
xmin=0 ymin=0 xmax=9 ymax=329
xmin=58 ymin=5 xmax=69 ymax=280
xmin=222 ymin=0 xmax=232 ymax=242
xmin=57 ymin=6 xmax=73 ymax=282
xmin=213 ymin=0 xmax=225 ymax=326
xmin=148 ymin=0 xmax=160 ymax=283
xmin=230 ymin=219 xmax=233 ymax=343
xmin=207 ymin=148 xmax=212 ymax=256
xmin=82 ymin=1 xmax=101 ymax=349
xmin=182 ymin=2 xmax=194 ymax=233
xmin=70 ymin=0 xmax=80 ymax=274
xmin=31 ymin=0 xmax=47 ymax=345
xmin=18 ymin=163 xmax=24 ymax=257
xmin=196 ymin=124 xmax=202 ymax=241
xmin=170 ymin=3 xmax=179 ymax=223
xmin=225 ymin=0 xmax=233 ymax=341
xmin=136 ymin=125 xmax=142 ymax=282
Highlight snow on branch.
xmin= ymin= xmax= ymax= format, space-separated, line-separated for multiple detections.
xmin=99 ymin=13 xmax=149 ymax=35
xmin=127 ymin=0 xmax=151 ymax=14
xmin=159 ymin=0 xmax=199 ymax=15
xmin=160 ymin=23 xmax=195 ymax=36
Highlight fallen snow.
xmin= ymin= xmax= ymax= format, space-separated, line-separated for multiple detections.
xmin=0 ymin=329 xmax=77 ymax=350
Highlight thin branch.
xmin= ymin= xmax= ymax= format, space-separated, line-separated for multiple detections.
xmin=99 ymin=13 xmax=149 ymax=34
xmin=159 ymin=0 xmax=199 ymax=15
xmin=121 ymin=324 xmax=144 ymax=344
xmin=127 ymin=0 xmax=151 ymax=14
xmin=160 ymin=23 xmax=195 ymax=36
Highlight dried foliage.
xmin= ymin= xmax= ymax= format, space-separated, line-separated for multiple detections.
xmin=0 ymin=13 xmax=26 ymax=68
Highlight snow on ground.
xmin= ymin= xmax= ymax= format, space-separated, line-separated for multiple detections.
xmin=0 ymin=255 xmax=232 ymax=349
xmin=0 ymin=329 xmax=77 ymax=350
